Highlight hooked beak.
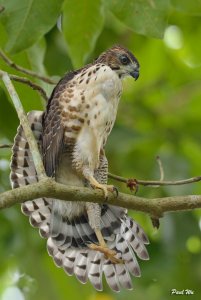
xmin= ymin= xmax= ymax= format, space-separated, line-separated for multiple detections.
xmin=130 ymin=69 xmax=139 ymax=81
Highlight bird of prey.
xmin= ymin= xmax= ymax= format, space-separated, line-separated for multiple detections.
xmin=10 ymin=45 xmax=149 ymax=291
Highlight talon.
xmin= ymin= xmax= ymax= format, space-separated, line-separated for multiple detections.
xmin=88 ymin=176 xmax=118 ymax=199
xmin=109 ymin=255 xmax=124 ymax=264
xmin=127 ymin=178 xmax=138 ymax=194
xmin=88 ymin=228 xmax=124 ymax=264
xmin=104 ymin=195 xmax=108 ymax=201
xmin=88 ymin=243 xmax=124 ymax=264
xmin=102 ymin=186 xmax=109 ymax=199
xmin=113 ymin=186 xmax=119 ymax=197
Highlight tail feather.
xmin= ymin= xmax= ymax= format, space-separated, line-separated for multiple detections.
xmin=74 ymin=219 xmax=93 ymax=245
xmin=71 ymin=219 xmax=87 ymax=248
xmin=88 ymin=251 xmax=103 ymax=291
xmin=39 ymin=223 xmax=50 ymax=238
xmin=104 ymin=208 xmax=122 ymax=233
xmin=122 ymin=218 xmax=149 ymax=260
xmin=103 ymin=260 xmax=120 ymax=292
xmin=10 ymin=111 xmax=52 ymax=239
xmin=47 ymin=237 xmax=63 ymax=267
xmin=125 ymin=217 xmax=150 ymax=244
xmin=116 ymin=234 xmax=141 ymax=277
xmin=52 ymin=220 xmax=72 ymax=248
xmin=74 ymin=250 xmax=88 ymax=284
xmin=10 ymin=111 xmax=43 ymax=188
xmin=101 ymin=214 xmax=117 ymax=234
xmin=114 ymin=257 xmax=133 ymax=290
xmin=63 ymin=249 xmax=78 ymax=276
xmin=78 ymin=215 xmax=98 ymax=244
xmin=22 ymin=197 xmax=52 ymax=239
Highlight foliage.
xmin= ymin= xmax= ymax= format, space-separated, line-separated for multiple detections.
xmin=0 ymin=0 xmax=201 ymax=300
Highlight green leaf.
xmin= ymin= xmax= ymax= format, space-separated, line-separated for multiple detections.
xmin=63 ymin=0 xmax=104 ymax=68
xmin=107 ymin=0 xmax=170 ymax=39
xmin=171 ymin=0 xmax=201 ymax=15
xmin=0 ymin=21 xmax=7 ymax=48
xmin=26 ymin=38 xmax=47 ymax=75
xmin=0 ymin=86 xmax=18 ymax=139
xmin=0 ymin=0 xmax=63 ymax=53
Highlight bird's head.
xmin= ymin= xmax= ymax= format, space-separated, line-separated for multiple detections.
xmin=95 ymin=45 xmax=140 ymax=80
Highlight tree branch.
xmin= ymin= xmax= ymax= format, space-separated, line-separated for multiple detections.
xmin=1 ymin=72 xmax=49 ymax=101
xmin=108 ymin=172 xmax=201 ymax=187
xmin=0 ymin=49 xmax=57 ymax=84
xmin=0 ymin=178 xmax=200 ymax=219
xmin=0 ymin=71 xmax=46 ymax=180
xmin=0 ymin=144 xmax=12 ymax=149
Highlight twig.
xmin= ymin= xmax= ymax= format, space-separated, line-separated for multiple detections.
xmin=6 ymin=73 xmax=48 ymax=101
xmin=0 ymin=70 xmax=48 ymax=101
xmin=0 ymin=178 xmax=200 ymax=218
xmin=156 ymin=156 xmax=164 ymax=181
xmin=147 ymin=156 xmax=165 ymax=191
xmin=0 ymin=71 xmax=46 ymax=180
xmin=0 ymin=144 xmax=12 ymax=148
xmin=0 ymin=49 xmax=57 ymax=85
xmin=108 ymin=173 xmax=201 ymax=186
xmin=150 ymin=156 xmax=165 ymax=227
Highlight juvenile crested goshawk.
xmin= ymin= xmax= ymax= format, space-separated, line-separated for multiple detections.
xmin=10 ymin=45 xmax=149 ymax=291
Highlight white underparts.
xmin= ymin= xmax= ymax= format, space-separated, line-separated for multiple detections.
xmin=55 ymin=65 xmax=123 ymax=220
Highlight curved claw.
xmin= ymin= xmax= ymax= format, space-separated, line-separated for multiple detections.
xmin=88 ymin=243 xmax=124 ymax=264
xmin=112 ymin=186 xmax=119 ymax=197
xmin=87 ymin=176 xmax=119 ymax=199
xmin=106 ymin=185 xmax=119 ymax=199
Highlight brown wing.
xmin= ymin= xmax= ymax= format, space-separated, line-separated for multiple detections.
xmin=42 ymin=102 xmax=63 ymax=177
xmin=42 ymin=72 xmax=77 ymax=177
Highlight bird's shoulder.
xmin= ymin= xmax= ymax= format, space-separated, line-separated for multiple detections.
xmin=44 ymin=63 xmax=120 ymax=120
xmin=72 ymin=63 xmax=118 ymax=85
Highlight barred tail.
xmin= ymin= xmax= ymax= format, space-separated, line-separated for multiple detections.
xmin=10 ymin=111 xmax=52 ymax=238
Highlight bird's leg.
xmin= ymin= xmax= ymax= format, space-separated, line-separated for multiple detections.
xmin=87 ymin=175 xmax=118 ymax=199
xmin=88 ymin=229 xmax=124 ymax=264
xmin=86 ymin=203 xmax=123 ymax=264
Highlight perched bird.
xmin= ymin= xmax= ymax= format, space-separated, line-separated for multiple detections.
xmin=10 ymin=45 xmax=149 ymax=291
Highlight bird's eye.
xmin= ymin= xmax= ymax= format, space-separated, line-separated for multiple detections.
xmin=120 ymin=55 xmax=130 ymax=65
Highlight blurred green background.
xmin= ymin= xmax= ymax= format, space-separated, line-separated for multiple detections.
xmin=0 ymin=1 xmax=201 ymax=300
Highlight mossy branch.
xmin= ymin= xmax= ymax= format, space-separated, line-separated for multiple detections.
xmin=0 ymin=178 xmax=201 ymax=220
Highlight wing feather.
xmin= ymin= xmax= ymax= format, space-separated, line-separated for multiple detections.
xmin=42 ymin=99 xmax=64 ymax=177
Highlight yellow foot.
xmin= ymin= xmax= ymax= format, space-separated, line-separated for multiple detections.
xmin=88 ymin=176 xmax=118 ymax=199
xmin=88 ymin=243 xmax=124 ymax=264
xmin=94 ymin=184 xmax=118 ymax=199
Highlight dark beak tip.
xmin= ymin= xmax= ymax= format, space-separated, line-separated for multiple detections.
xmin=130 ymin=70 xmax=139 ymax=81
